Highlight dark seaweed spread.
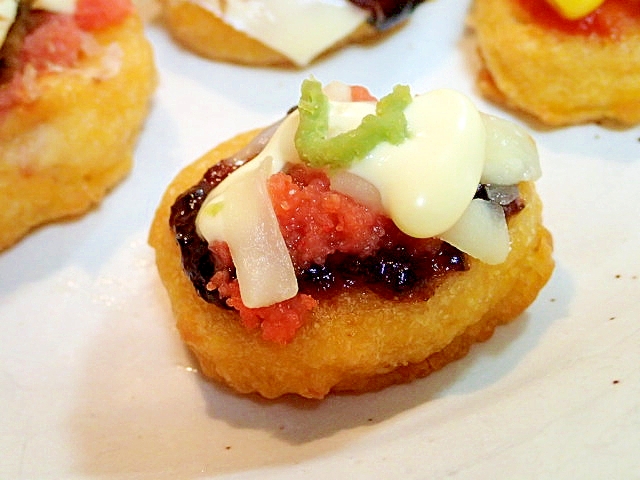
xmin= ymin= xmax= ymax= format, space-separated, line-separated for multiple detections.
xmin=169 ymin=151 xmax=524 ymax=307
xmin=349 ymin=0 xmax=426 ymax=30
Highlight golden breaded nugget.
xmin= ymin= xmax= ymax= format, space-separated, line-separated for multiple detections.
xmin=0 ymin=12 xmax=156 ymax=251
xmin=159 ymin=0 xmax=416 ymax=67
xmin=470 ymin=0 xmax=640 ymax=126
xmin=149 ymin=129 xmax=554 ymax=399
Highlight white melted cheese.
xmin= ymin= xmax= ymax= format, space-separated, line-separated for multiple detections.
xmin=480 ymin=113 xmax=541 ymax=185
xmin=0 ymin=0 xmax=78 ymax=48
xmin=189 ymin=0 xmax=368 ymax=66
xmin=32 ymin=0 xmax=77 ymax=14
xmin=348 ymin=90 xmax=485 ymax=238
xmin=197 ymin=87 xmax=541 ymax=306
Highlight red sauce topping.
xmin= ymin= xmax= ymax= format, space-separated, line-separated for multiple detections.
xmin=209 ymin=267 xmax=318 ymax=345
xmin=74 ymin=0 xmax=134 ymax=31
xmin=268 ymin=165 xmax=386 ymax=270
xmin=0 ymin=0 xmax=133 ymax=112
xmin=205 ymin=240 xmax=318 ymax=345
xmin=517 ymin=0 xmax=639 ymax=39
xmin=21 ymin=13 xmax=83 ymax=70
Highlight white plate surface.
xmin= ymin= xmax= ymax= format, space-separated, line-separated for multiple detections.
xmin=1 ymin=1 xmax=639 ymax=478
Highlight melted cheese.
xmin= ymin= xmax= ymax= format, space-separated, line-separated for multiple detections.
xmin=197 ymin=88 xmax=539 ymax=245
xmin=348 ymin=90 xmax=485 ymax=238
xmin=189 ymin=0 xmax=368 ymax=66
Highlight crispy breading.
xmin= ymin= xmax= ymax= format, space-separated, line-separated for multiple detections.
xmin=470 ymin=0 xmax=640 ymax=126
xmin=0 ymin=15 xmax=156 ymax=251
xmin=159 ymin=0 xmax=402 ymax=67
xmin=149 ymin=130 xmax=554 ymax=399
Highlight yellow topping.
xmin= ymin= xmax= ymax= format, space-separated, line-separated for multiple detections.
xmin=546 ymin=0 xmax=606 ymax=20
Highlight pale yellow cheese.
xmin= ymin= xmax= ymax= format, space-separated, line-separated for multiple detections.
xmin=188 ymin=0 xmax=368 ymax=66
xmin=348 ymin=90 xmax=485 ymax=238
xmin=198 ymin=90 xmax=487 ymax=244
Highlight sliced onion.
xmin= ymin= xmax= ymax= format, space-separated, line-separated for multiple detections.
xmin=323 ymin=80 xmax=352 ymax=102
xmin=484 ymin=184 xmax=519 ymax=206
xmin=481 ymin=113 xmax=541 ymax=185
xmin=329 ymin=170 xmax=384 ymax=213
xmin=32 ymin=0 xmax=76 ymax=14
xmin=439 ymin=199 xmax=510 ymax=265
xmin=221 ymin=157 xmax=298 ymax=308
xmin=225 ymin=117 xmax=285 ymax=167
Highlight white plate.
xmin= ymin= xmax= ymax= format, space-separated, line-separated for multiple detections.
xmin=1 ymin=1 xmax=639 ymax=478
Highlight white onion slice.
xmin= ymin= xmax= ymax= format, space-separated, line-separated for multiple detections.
xmin=0 ymin=0 xmax=18 ymax=49
xmin=481 ymin=114 xmax=541 ymax=185
xmin=329 ymin=170 xmax=384 ymax=213
xmin=32 ymin=0 xmax=77 ymax=14
xmin=221 ymin=157 xmax=298 ymax=308
xmin=225 ymin=118 xmax=285 ymax=167
xmin=485 ymin=184 xmax=519 ymax=206
xmin=323 ymin=81 xmax=353 ymax=102
xmin=439 ymin=199 xmax=510 ymax=265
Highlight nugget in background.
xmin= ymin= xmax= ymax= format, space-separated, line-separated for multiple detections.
xmin=149 ymin=79 xmax=554 ymax=399
xmin=470 ymin=0 xmax=640 ymax=126
xmin=0 ymin=0 xmax=156 ymax=251
xmin=160 ymin=0 xmax=426 ymax=67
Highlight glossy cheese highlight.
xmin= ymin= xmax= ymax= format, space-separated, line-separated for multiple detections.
xmin=348 ymin=90 xmax=485 ymax=238
xmin=198 ymin=89 xmax=487 ymax=245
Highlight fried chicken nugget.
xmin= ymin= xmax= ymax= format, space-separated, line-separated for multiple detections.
xmin=0 ymin=10 xmax=156 ymax=251
xmin=159 ymin=0 xmax=420 ymax=67
xmin=470 ymin=0 xmax=640 ymax=126
xmin=149 ymin=129 xmax=554 ymax=399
